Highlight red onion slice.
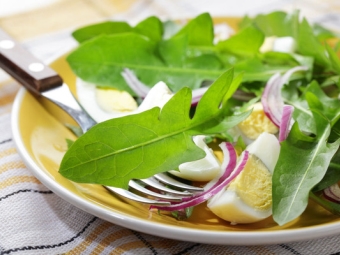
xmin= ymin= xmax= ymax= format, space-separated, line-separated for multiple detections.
xmin=262 ymin=66 xmax=308 ymax=128
xmin=121 ymin=68 xmax=151 ymax=98
xmin=150 ymin=146 xmax=249 ymax=211
xmin=323 ymin=184 xmax=340 ymax=203
xmin=262 ymin=73 xmax=282 ymax=127
xmin=179 ymin=142 xmax=237 ymax=203
xmin=279 ymin=105 xmax=294 ymax=142
xmin=191 ymin=87 xmax=208 ymax=106
xmin=121 ymin=68 xmax=209 ymax=105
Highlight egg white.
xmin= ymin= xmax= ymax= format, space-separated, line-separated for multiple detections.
xmin=169 ymin=136 xmax=221 ymax=182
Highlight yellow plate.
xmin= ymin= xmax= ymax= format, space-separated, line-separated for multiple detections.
xmin=11 ymin=18 xmax=340 ymax=245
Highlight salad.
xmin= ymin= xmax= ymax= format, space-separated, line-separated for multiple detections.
xmin=58 ymin=11 xmax=340 ymax=226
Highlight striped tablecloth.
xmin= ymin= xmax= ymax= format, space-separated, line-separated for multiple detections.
xmin=1 ymin=0 xmax=340 ymax=254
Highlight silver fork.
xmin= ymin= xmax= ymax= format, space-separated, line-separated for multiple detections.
xmin=0 ymin=28 xmax=203 ymax=205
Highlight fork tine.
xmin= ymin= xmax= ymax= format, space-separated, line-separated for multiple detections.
xmin=141 ymin=177 xmax=193 ymax=196
xmin=154 ymin=173 xmax=204 ymax=192
xmin=129 ymin=180 xmax=183 ymax=202
xmin=105 ymin=186 xmax=171 ymax=205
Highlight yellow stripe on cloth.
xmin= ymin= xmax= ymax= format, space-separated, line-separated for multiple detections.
xmin=114 ymin=238 xmax=180 ymax=255
xmin=0 ymin=92 xmax=17 ymax=107
xmin=0 ymin=148 xmax=17 ymax=158
xmin=114 ymin=241 xmax=160 ymax=255
xmin=0 ymin=161 xmax=26 ymax=174
xmin=0 ymin=175 xmax=41 ymax=189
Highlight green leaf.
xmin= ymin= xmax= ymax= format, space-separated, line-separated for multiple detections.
xmin=284 ymin=80 xmax=340 ymax=134
xmin=158 ymin=35 xmax=187 ymax=67
xmin=304 ymin=82 xmax=340 ymax=127
xmin=234 ymin=57 xmax=299 ymax=82
xmin=272 ymin=85 xmax=340 ymax=225
xmin=72 ymin=21 xmax=133 ymax=43
xmin=71 ymin=16 xmax=163 ymax=44
xmin=66 ymin=139 xmax=75 ymax=149
xmin=67 ymin=33 xmax=225 ymax=93
xmin=216 ymin=25 xmax=265 ymax=57
xmin=172 ymin=13 xmax=214 ymax=46
xmin=59 ymin=69 xmax=247 ymax=188
xmin=250 ymin=11 xmax=298 ymax=37
xmin=313 ymin=161 xmax=340 ymax=192
xmin=297 ymin=18 xmax=330 ymax=67
xmin=133 ymin=16 xmax=163 ymax=42
xmin=272 ymin=119 xmax=340 ymax=226
xmin=325 ymin=43 xmax=340 ymax=74
xmin=310 ymin=192 xmax=340 ymax=216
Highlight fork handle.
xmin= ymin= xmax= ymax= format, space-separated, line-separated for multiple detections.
xmin=0 ymin=28 xmax=63 ymax=94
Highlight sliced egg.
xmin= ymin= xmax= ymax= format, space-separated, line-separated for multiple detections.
xmin=76 ymin=78 xmax=174 ymax=123
xmin=207 ymin=132 xmax=280 ymax=224
xmin=260 ymin=36 xmax=276 ymax=53
xmin=260 ymin=36 xmax=296 ymax=53
xmin=213 ymin=23 xmax=234 ymax=44
xmin=96 ymin=88 xmax=137 ymax=113
xmin=76 ymin=78 xmax=134 ymax=122
xmin=169 ymin=136 xmax=221 ymax=182
xmin=136 ymin=81 xmax=173 ymax=113
xmin=237 ymin=102 xmax=278 ymax=142
xmin=273 ymin=36 xmax=296 ymax=53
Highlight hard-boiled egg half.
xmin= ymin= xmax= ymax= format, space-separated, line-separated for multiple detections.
xmin=260 ymin=36 xmax=297 ymax=54
xmin=207 ymin=132 xmax=280 ymax=224
xmin=76 ymin=78 xmax=173 ymax=123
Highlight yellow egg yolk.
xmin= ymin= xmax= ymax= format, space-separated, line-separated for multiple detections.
xmin=237 ymin=103 xmax=278 ymax=140
xmin=95 ymin=88 xmax=137 ymax=112
xmin=228 ymin=154 xmax=272 ymax=211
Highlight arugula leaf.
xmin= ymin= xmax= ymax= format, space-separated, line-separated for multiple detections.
xmin=326 ymin=44 xmax=340 ymax=74
xmin=272 ymin=116 xmax=340 ymax=226
xmin=158 ymin=35 xmax=187 ymax=67
xmin=313 ymin=162 xmax=340 ymax=192
xmin=133 ymin=16 xmax=163 ymax=42
xmin=67 ymin=33 xmax=224 ymax=93
xmin=272 ymin=85 xmax=340 ymax=225
xmin=216 ymin=25 xmax=264 ymax=57
xmin=297 ymin=18 xmax=330 ymax=67
xmin=72 ymin=21 xmax=133 ymax=43
xmin=284 ymin=81 xmax=340 ymax=133
xmin=72 ymin=16 xmax=163 ymax=43
xmin=59 ymin=69 xmax=247 ymax=189
xmin=234 ymin=57 xmax=298 ymax=82
xmin=310 ymin=192 xmax=340 ymax=216
xmin=247 ymin=11 xmax=299 ymax=37
xmin=172 ymin=13 xmax=214 ymax=46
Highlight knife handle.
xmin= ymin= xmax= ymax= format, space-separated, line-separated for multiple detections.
xmin=0 ymin=28 xmax=63 ymax=94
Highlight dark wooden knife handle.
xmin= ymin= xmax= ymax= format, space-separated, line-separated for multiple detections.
xmin=0 ymin=28 xmax=63 ymax=94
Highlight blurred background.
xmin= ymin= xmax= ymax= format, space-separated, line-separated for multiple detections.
xmin=0 ymin=0 xmax=339 ymax=62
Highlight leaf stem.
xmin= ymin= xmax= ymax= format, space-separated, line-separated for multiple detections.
xmin=309 ymin=191 xmax=340 ymax=216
